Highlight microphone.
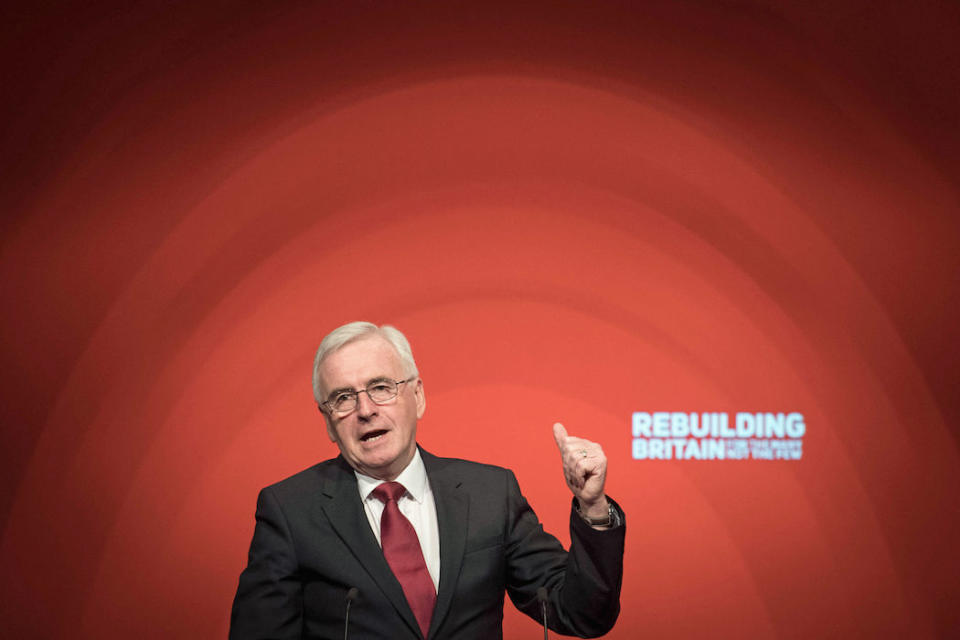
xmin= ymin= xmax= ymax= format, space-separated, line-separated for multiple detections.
xmin=344 ymin=587 xmax=359 ymax=640
xmin=537 ymin=587 xmax=549 ymax=640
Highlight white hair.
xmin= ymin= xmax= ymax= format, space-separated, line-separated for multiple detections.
xmin=311 ymin=321 xmax=419 ymax=404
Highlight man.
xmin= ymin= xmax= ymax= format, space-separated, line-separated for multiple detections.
xmin=230 ymin=322 xmax=624 ymax=639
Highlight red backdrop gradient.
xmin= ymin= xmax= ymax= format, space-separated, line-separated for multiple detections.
xmin=2 ymin=3 xmax=959 ymax=638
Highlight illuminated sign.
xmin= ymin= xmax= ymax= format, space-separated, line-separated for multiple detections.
xmin=632 ymin=412 xmax=805 ymax=460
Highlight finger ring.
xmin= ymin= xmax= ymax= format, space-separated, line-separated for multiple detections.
xmin=579 ymin=449 xmax=588 ymax=458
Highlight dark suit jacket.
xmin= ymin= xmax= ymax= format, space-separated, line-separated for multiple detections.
xmin=230 ymin=447 xmax=624 ymax=639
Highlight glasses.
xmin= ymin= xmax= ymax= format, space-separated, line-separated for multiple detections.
xmin=320 ymin=377 xmax=415 ymax=415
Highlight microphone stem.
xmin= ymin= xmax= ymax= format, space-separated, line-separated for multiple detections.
xmin=541 ymin=599 xmax=548 ymax=640
xmin=344 ymin=587 xmax=358 ymax=640
xmin=537 ymin=586 xmax=549 ymax=640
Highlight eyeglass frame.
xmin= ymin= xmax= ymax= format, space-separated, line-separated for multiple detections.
xmin=318 ymin=376 xmax=417 ymax=416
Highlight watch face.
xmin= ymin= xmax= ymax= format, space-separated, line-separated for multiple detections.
xmin=576 ymin=501 xmax=618 ymax=527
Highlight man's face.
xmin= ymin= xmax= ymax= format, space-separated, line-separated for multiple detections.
xmin=318 ymin=335 xmax=425 ymax=481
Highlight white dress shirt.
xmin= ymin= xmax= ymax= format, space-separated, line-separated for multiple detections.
xmin=354 ymin=449 xmax=441 ymax=592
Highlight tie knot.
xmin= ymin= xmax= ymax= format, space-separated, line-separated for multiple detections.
xmin=372 ymin=481 xmax=407 ymax=504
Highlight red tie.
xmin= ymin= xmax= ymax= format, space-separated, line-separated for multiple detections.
xmin=372 ymin=482 xmax=436 ymax=638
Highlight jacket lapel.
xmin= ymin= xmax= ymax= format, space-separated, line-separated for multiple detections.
xmin=422 ymin=449 xmax=469 ymax=639
xmin=314 ymin=456 xmax=422 ymax=638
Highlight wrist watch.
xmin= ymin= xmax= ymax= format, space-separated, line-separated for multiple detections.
xmin=575 ymin=500 xmax=619 ymax=528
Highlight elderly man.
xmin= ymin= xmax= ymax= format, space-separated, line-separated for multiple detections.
xmin=230 ymin=322 xmax=624 ymax=639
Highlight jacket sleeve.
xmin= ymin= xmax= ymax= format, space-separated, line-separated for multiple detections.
xmin=503 ymin=471 xmax=625 ymax=638
xmin=229 ymin=487 xmax=304 ymax=640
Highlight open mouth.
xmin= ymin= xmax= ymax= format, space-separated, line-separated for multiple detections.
xmin=360 ymin=429 xmax=389 ymax=443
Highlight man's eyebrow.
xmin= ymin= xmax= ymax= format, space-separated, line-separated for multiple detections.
xmin=326 ymin=385 xmax=355 ymax=398
xmin=326 ymin=376 xmax=393 ymax=398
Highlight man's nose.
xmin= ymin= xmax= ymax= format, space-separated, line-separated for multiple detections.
xmin=355 ymin=390 xmax=378 ymax=419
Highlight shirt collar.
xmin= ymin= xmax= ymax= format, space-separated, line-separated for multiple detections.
xmin=355 ymin=448 xmax=428 ymax=504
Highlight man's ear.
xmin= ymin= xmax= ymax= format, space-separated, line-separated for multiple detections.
xmin=415 ymin=378 xmax=426 ymax=419
xmin=319 ymin=406 xmax=338 ymax=443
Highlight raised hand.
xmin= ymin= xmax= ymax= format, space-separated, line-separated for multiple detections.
xmin=552 ymin=422 xmax=609 ymax=519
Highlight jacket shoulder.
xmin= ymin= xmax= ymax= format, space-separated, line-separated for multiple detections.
xmin=420 ymin=450 xmax=518 ymax=484
xmin=259 ymin=456 xmax=345 ymax=501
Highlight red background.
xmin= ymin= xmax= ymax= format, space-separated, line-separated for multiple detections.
xmin=2 ymin=2 xmax=959 ymax=638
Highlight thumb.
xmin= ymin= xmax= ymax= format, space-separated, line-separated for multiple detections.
xmin=552 ymin=422 xmax=568 ymax=450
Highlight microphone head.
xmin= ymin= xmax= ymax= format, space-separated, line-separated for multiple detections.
xmin=346 ymin=587 xmax=359 ymax=602
xmin=536 ymin=587 xmax=548 ymax=603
